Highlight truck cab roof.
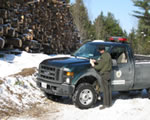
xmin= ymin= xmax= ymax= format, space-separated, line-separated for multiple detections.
xmin=89 ymin=40 xmax=129 ymax=47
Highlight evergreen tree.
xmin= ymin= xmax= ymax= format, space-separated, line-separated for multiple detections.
xmin=132 ymin=0 xmax=150 ymax=25
xmin=131 ymin=0 xmax=150 ymax=54
xmin=128 ymin=28 xmax=138 ymax=53
xmin=104 ymin=12 xmax=124 ymax=37
xmin=66 ymin=0 xmax=70 ymax=3
xmin=93 ymin=12 xmax=106 ymax=40
xmin=70 ymin=1 xmax=126 ymax=42
xmin=70 ymin=0 xmax=92 ymax=42
xmin=93 ymin=12 xmax=125 ymax=40
xmin=136 ymin=19 xmax=150 ymax=54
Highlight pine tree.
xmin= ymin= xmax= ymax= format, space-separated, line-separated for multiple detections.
xmin=132 ymin=0 xmax=150 ymax=25
xmin=93 ymin=12 xmax=124 ymax=40
xmin=128 ymin=28 xmax=138 ymax=53
xmin=132 ymin=0 xmax=150 ymax=54
xmin=104 ymin=12 xmax=124 ymax=37
xmin=70 ymin=0 xmax=92 ymax=42
xmin=93 ymin=12 xmax=106 ymax=40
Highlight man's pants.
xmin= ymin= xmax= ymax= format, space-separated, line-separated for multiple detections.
xmin=101 ymin=72 xmax=112 ymax=107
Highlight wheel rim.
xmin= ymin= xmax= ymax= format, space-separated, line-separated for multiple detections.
xmin=79 ymin=89 xmax=93 ymax=105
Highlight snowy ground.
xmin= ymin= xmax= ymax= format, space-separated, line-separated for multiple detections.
xmin=0 ymin=50 xmax=50 ymax=118
xmin=0 ymin=50 xmax=150 ymax=120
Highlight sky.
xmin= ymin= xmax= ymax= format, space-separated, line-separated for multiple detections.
xmin=70 ymin=0 xmax=139 ymax=34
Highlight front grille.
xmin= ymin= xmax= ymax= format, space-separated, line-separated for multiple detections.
xmin=38 ymin=64 xmax=61 ymax=83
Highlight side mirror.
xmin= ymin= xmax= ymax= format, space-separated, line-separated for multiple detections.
xmin=112 ymin=59 xmax=117 ymax=66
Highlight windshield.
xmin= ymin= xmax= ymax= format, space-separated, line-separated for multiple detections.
xmin=73 ymin=43 xmax=110 ymax=59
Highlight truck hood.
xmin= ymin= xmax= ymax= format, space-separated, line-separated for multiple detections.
xmin=41 ymin=56 xmax=90 ymax=68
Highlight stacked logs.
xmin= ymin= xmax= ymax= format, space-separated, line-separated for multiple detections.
xmin=0 ymin=0 xmax=80 ymax=54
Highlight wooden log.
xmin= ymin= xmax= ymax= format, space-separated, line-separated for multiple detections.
xmin=0 ymin=18 xmax=3 ymax=24
xmin=3 ymin=24 xmax=11 ymax=35
xmin=22 ymin=40 xmax=40 ymax=52
xmin=0 ymin=37 xmax=5 ymax=48
xmin=23 ymin=33 xmax=33 ymax=40
xmin=7 ymin=28 xmax=16 ymax=37
xmin=6 ymin=38 xmax=22 ymax=48
xmin=26 ymin=0 xmax=39 ymax=4
xmin=0 ymin=26 xmax=3 ymax=36
xmin=42 ymin=43 xmax=51 ymax=54
xmin=11 ymin=18 xmax=19 ymax=28
xmin=29 ymin=40 xmax=40 ymax=49
xmin=0 ymin=0 xmax=79 ymax=54
xmin=0 ymin=9 xmax=7 ymax=19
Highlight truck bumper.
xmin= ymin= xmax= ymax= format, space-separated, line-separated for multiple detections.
xmin=36 ymin=80 xmax=75 ymax=97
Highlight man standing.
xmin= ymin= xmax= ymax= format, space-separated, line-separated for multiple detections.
xmin=90 ymin=45 xmax=112 ymax=109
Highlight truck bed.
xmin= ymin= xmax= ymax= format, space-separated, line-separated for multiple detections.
xmin=134 ymin=54 xmax=150 ymax=90
xmin=134 ymin=54 xmax=150 ymax=63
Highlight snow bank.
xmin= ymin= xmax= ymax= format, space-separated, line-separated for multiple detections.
xmin=0 ymin=50 xmax=71 ymax=117
xmin=0 ymin=51 xmax=51 ymax=116
xmin=0 ymin=51 xmax=71 ymax=77
xmin=0 ymin=75 xmax=44 ymax=111
xmin=0 ymin=51 xmax=50 ymax=77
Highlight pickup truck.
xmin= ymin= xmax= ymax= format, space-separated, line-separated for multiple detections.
xmin=36 ymin=37 xmax=150 ymax=109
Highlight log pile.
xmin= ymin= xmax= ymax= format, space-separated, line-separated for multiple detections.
xmin=0 ymin=0 xmax=80 ymax=54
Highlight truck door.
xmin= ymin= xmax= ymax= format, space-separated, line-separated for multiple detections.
xmin=110 ymin=46 xmax=134 ymax=91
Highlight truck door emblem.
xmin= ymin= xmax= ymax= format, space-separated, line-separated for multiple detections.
xmin=116 ymin=70 xmax=122 ymax=78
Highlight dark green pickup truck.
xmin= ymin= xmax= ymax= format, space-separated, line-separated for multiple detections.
xmin=37 ymin=38 xmax=150 ymax=109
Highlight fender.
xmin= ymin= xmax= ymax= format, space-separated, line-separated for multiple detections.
xmin=73 ymin=68 xmax=102 ymax=86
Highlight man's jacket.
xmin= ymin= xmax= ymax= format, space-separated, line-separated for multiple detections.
xmin=94 ymin=51 xmax=112 ymax=75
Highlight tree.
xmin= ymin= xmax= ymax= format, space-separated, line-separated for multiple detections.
xmin=93 ymin=12 xmax=106 ymax=40
xmin=70 ymin=0 xmax=92 ymax=42
xmin=104 ymin=12 xmax=124 ymax=37
xmin=132 ymin=0 xmax=150 ymax=25
xmin=128 ymin=28 xmax=138 ymax=53
xmin=132 ymin=0 xmax=150 ymax=54
xmin=70 ymin=1 xmax=126 ymax=42
xmin=93 ymin=12 xmax=125 ymax=40
xmin=66 ymin=0 xmax=70 ymax=3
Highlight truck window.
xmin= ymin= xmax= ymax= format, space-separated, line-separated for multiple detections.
xmin=73 ymin=43 xmax=110 ymax=59
xmin=110 ymin=46 xmax=128 ymax=64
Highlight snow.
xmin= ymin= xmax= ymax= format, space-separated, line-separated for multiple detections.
xmin=0 ymin=50 xmax=69 ymax=117
xmin=54 ymin=90 xmax=150 ymax=120
xmin=0 ymin=73 xmax=45 ymax=114
xmin=0 ymin=50 xmax=150 ymax=120
xmin=0 ymin=51 xmax=71 ymax=77
xmin=0 ymin=51 xmax=50 ymax=77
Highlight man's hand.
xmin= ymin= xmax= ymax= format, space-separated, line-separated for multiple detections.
xmin=90 ymin=59 xmax=96 ymax=67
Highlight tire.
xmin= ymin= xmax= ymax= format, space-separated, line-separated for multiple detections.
xmin=72 ymin=83 xmax=97 ymax=109
xmin=44 ymin=92 xmax=62 ymax=101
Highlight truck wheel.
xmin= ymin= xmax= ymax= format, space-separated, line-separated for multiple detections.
xmin=72 ymin=83 xmax=97 ymax=109
xmin=44 ymin=92 xmax=62 ymax=101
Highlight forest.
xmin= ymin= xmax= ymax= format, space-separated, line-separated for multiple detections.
xmin=70 ymin=0 xmax=150 ymax=54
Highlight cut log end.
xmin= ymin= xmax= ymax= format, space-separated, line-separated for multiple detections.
xmin=0 ymin=37 xmax=5 ymax=48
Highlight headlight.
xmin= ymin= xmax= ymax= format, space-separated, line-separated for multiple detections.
xmin=66 ymin=72 xmax=74 ymax=77
xmin=63 ymin=68 xmax=74 ymax=84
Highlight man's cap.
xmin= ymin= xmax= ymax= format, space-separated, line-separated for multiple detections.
xmin=98 ymin=46 xmax=105 ymax=51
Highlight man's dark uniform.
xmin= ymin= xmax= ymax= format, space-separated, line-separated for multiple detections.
xmin=94 ymin=48 xmax=112 ymax=108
